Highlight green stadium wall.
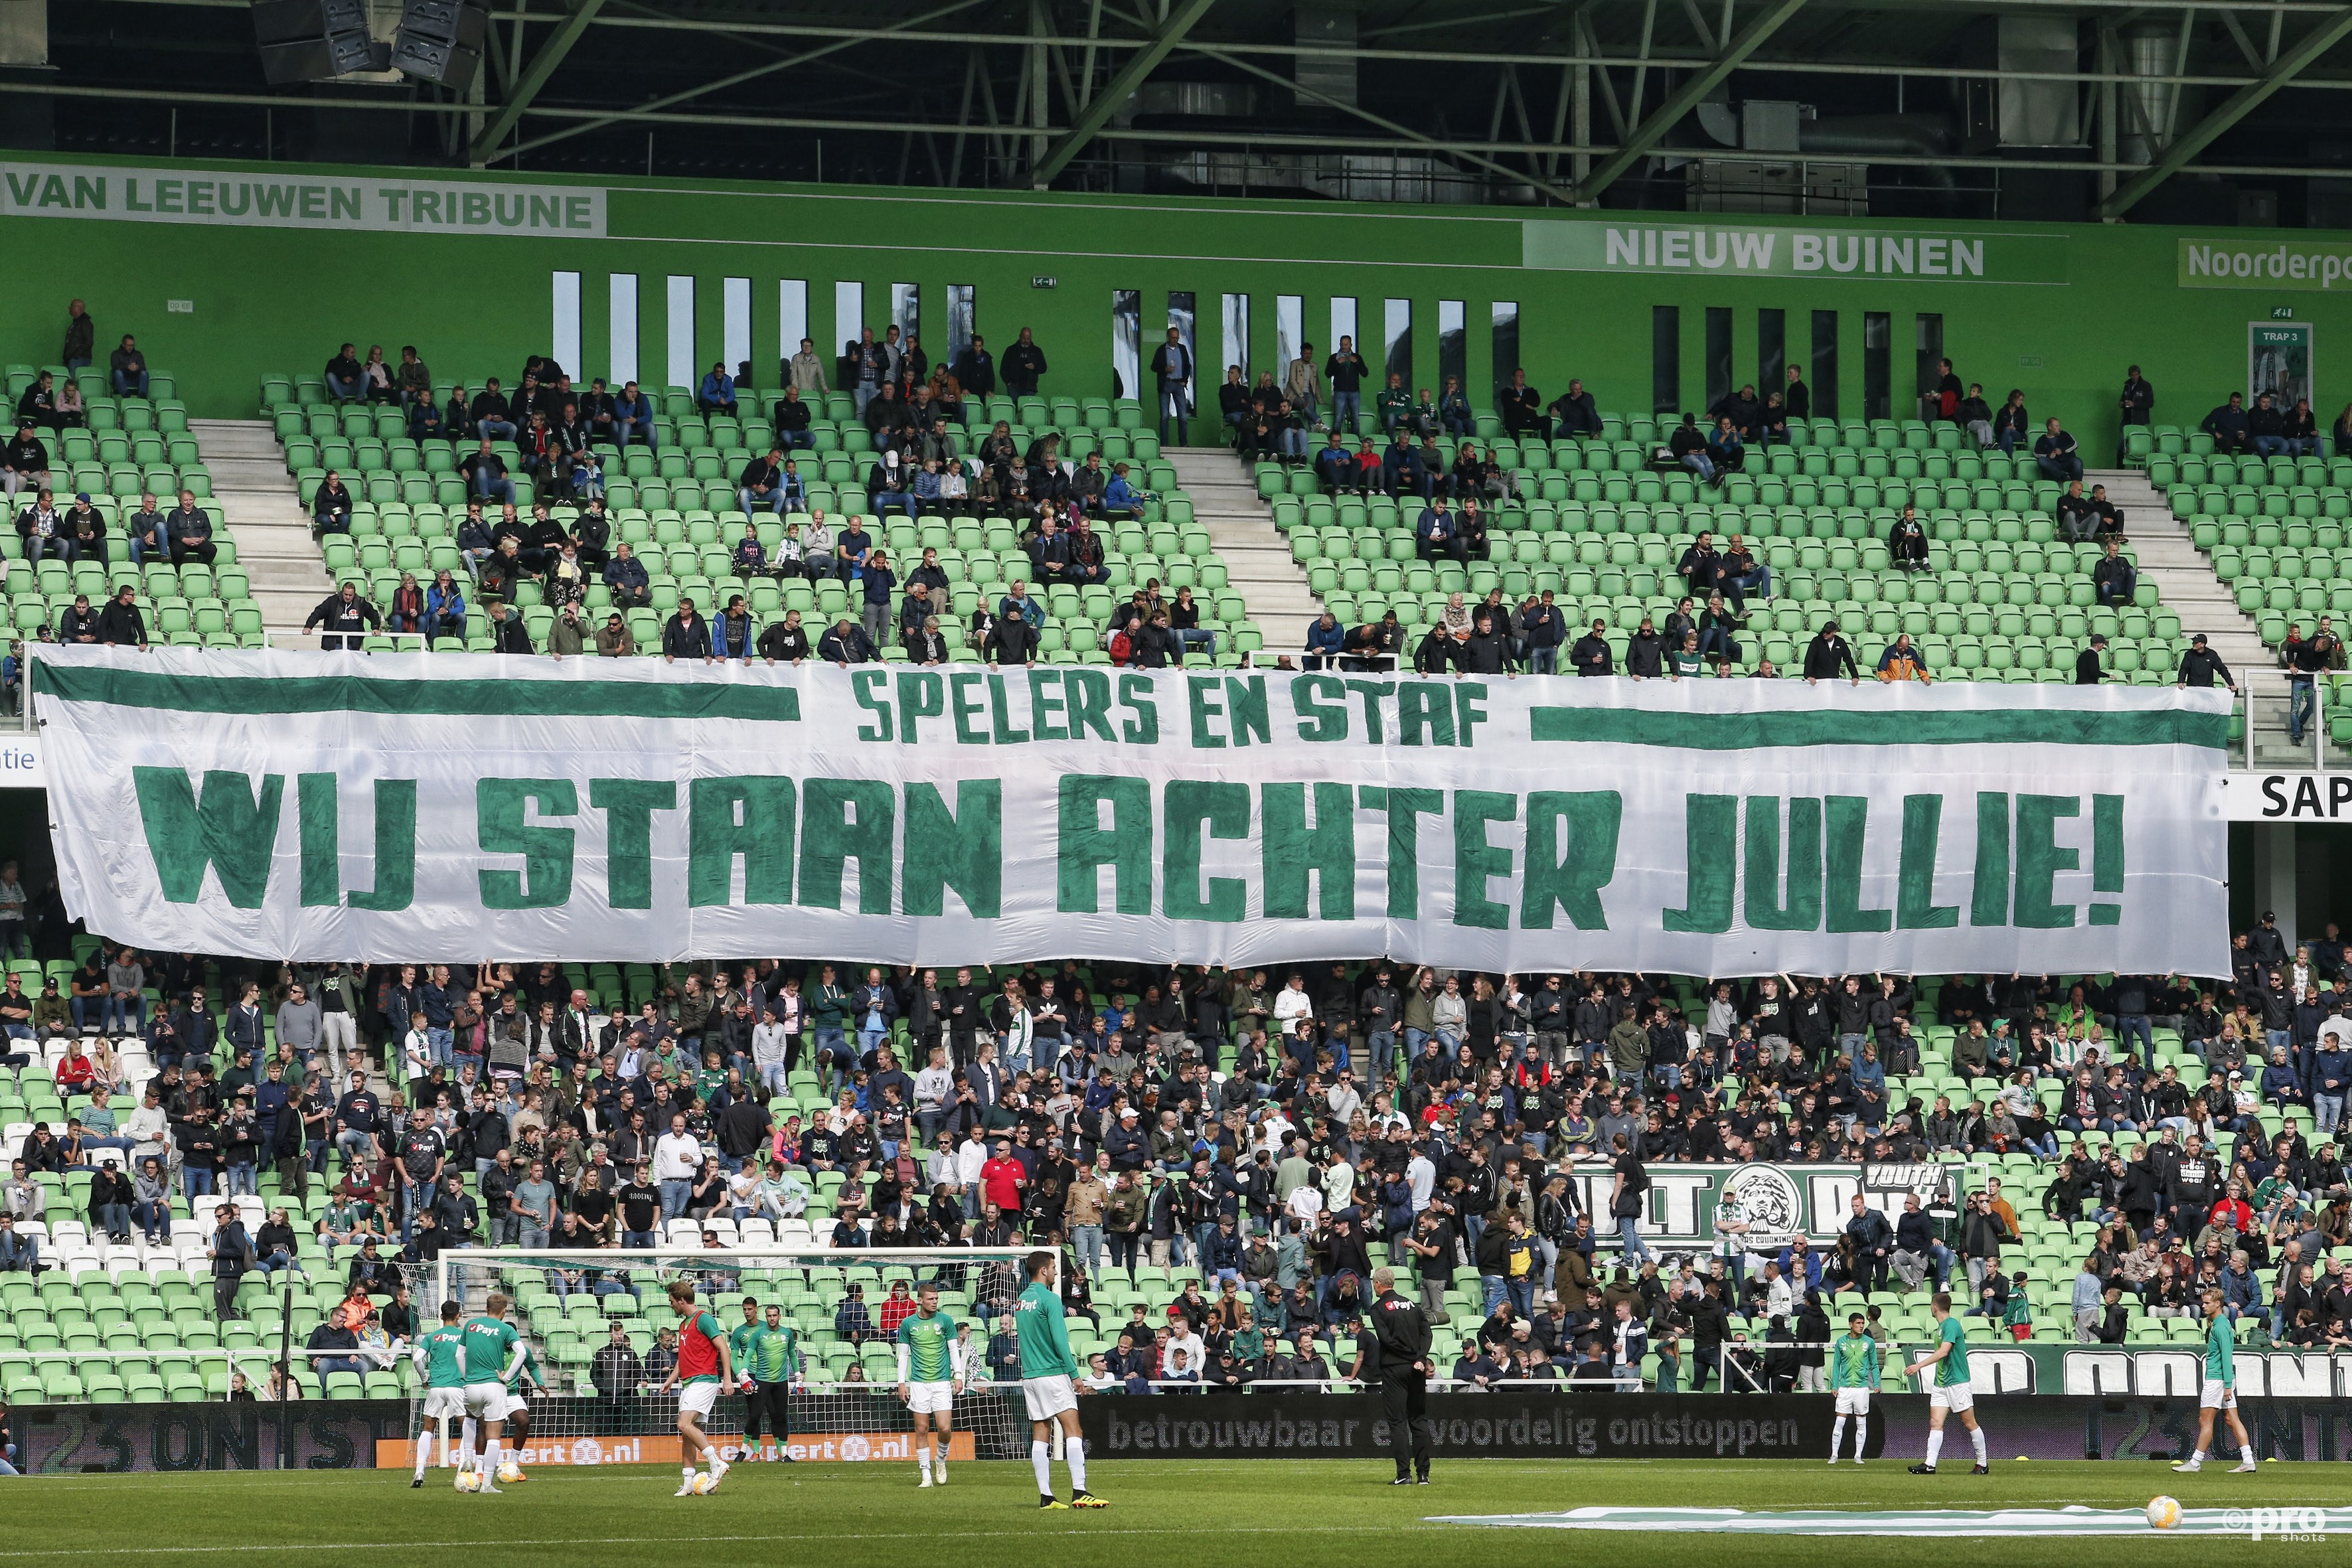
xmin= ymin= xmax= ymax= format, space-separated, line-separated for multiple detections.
xmin=3 ymin=151 xmax=2350 ymax=446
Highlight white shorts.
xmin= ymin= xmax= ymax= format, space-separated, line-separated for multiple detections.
xmin=907 ymin=1380 xmax=956 ymax=1415
xmin=422 ymin=1387 xmax=467 ymax=1421
xmin=1929 ymin=1383 xmax=1975 ymax=1413
xmin=461 ymin=1382 xmax=507 ymax=1419
xmin=2200 ymin=1378 xmax=2236 ymax=1409
xmin=678 ymin=1379 xmax=722 ymax=1420
xmin=1834 ymin=1387 xmax=1871 ymax=1415
xmin=495 ymin=1389 xmax=530 ymax=1421
xmin=1022 ymin=1374 xmax=1077 ymax=1422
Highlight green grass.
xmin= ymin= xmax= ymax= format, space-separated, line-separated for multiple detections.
xmin=13 ymin=1458 xmax=2340 ymax=1566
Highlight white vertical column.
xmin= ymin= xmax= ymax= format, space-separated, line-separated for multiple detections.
xmin=550 ymin=272 xmax=582 ymax=379
xmin=778 ymin=279 xmax=809 ymax=364
xmin=665 ymin=274 xmax=696 ymax=390
xmin=722 ymin=276 xmax=752 ymax=375
xmin=607 ymin=274 xmax=640 ymax=387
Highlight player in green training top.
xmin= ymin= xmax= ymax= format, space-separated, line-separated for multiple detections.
xmin=488 ymin=1334 xmax=542 ymax=1484
xmin=410 ymin=1300 xmax=470 ymax=1488
xmin=1827 ymin=1310 xmax=1883 ymax=1465
xmin=457 ymin=1291 xmax=528 ymax=1493
xmin=1016 ymin=1249 xmax=1103 ymax=1510
xmin=2175 ymin=1287 xmax=2257 ymax=1473
xmin=740 ymin=1302 xmax=801 ymax=1462
xmin=1905 ymin=1291 xmax=1987 ymax=1475
xmin=896 ymin=1280 xmax=965 ymax=1488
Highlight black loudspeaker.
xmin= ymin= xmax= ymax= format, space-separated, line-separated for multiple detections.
xmin=252 ymin=0 xmax=384 ymax=84
xmin=392 ymin=0 xmax=488 ymax=91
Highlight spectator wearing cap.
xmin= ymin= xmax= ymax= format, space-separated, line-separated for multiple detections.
xmin=2176 ymin=633 xmax=2237 ymax=692
xmin=3 ymin=421 xmax=49 ymax=503
xmin=1803 ymin=620 xmax=1860 ymax=684
xmin=2077 ymin=633 xmax=2109 ymax=684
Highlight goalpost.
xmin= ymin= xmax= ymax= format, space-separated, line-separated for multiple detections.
xmin=406 ymin=1245 xmax=1044 ymax=1472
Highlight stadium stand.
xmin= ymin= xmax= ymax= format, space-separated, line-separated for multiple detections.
xmin=1 ymin=941 xmax=2341 ymax=1403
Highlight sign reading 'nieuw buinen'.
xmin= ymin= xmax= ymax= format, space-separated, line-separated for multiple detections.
xmin=33 ymin=649 xmax=2228 ymax=970
xmin=1523 ymin=220 xmax=2071 ymax=285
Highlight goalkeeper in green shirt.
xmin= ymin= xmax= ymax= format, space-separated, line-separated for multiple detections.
xmin=1827 ymin=1311 xmax=1882 ymax=1464
xmin=740 ymin=1302 xmax=800 ymax=1462
xmin=896 ymin=1280 xmax=965 ymax=1488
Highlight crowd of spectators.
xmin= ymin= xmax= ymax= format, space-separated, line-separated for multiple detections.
xmin=5 ymin=913 xmax=2345 ymax=1387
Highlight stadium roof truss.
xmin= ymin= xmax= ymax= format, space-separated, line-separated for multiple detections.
xmin=46 ymin=0 xmax=2352 ymax=206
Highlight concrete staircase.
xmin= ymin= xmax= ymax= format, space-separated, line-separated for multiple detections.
xmin=1164 ymin=447 xmax=1320 ymax=658
xmin=191 ymin=419 xmax=327 ymax=637
xmin=2089 ymin=467 xmax=2268 ymax=681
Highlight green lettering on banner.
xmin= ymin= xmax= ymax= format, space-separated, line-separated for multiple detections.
xmin=1027 ymin=669 xmax=1069 ymax=741
xmin=1743 ymin=796 xmax=1822 ymax=932
xmin=799 ymin=779 xmax=896 ymax=913
xmin=1824 ymin=796 xmax=1893 ymax=933
xmin=902 ymin=781 xmax=1003 ymax=918
xmin=2090 ymin=793 xmax=2124 ymax=927
xmin=1261 ymin=781 xmax=1357 ymax=920
xmin=896 ymin=670 xmax=945 ymax=743
xmin=1397 ymin=682 xmax=1454 ymax=746
xmin=1162 ymin=781 xmax=1249 ymax=922
xmin=1118 ymin=673 xmax=1160 ymax=743
xmin=477 ymin=779 xmax=576 ymax=909
xmin=1663 ymin=794 xmax=1735 ymax=933
xmin=346 ymin=779 xmax=418 ymax=913
xmin=1522 ymin=791 xmax=1620 ymax=930
xmin=986 ymin=674 xmax=1030 ymax=744
xmin=852 ymin=668 xmax=894 ymax=742
xmin=1453 ymin=683 xmax=1490 ymax=747
xmin=133 ymin=767 xmax=283 ymax=909
xmin=686 ymin=777 xmax=795 ymax=907
xmin=589 ymin=779 xmax=678 ymax=909
xmin=1343 ymin=678 xmax=1393 ymax=741
xmin=1379 ymin=786 xmax=1443 ymax=919
xmin=948 ymin=670 xmax=988 ymax=744
xmin=1225 ymin=676 xmax=1271 ymax=746
xmin=1187 ymin=675 xmax=1225 ymax=748
xmin=1451 ymin=790 xmax=1516 ymax=930
xmin=1895 ymin=793 xmax=1959 ymax=929
xmin=1971 ymin=791 xmax=2011 ymax=926
xmin=1063 ymin=668 xmax=1117 ymax=742
xmin=1057 ymin=775 xmax=1152 ymax=914
xmin=297 ymin=773 xmax=339 ymax=908
xmin=1291 ymin=674 xmax=1349 ymax=742
xmin=2013 ymin=793 xmax=2080 ymax=929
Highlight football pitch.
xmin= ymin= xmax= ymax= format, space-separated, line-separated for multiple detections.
xmin=15 ymin=1459 xmax=2341 ymax=1566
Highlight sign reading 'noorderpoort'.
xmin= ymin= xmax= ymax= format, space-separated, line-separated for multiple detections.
xmin=33 ymin=648 xmax=2229 ymax=970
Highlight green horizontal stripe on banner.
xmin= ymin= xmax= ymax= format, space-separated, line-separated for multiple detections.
xmin=31 ymin=663 xmax=803 ymax=723
xmin=1528 ymin=705 xmax=2227 ymax=750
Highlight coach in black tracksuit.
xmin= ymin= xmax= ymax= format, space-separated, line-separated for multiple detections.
xmin=1369 ymin=1266 xmax=1434 ymax=1484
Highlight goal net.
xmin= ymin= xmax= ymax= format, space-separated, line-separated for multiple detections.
xmin=402 ymin=1245 xmax=1039 ymax=1472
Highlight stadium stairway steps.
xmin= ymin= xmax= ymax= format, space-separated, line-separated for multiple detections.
xmin=1165 ymin=447 xmax=1320 ymax=656
xmin=2090 ymin=466 xmax=2268 ymax=677
xmin=191 ymin=419 xmax=329 ymax=640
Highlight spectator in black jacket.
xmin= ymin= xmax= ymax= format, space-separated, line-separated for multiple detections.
xmin=485 ymin=600 xmax=532 ymax=655
xmin=758 ymin=611 xmax=812 ymax=664
xmin=2075 ymin=633 xmax=2108 ymax=684
xmin=2176 ymin=633 xmax=2236 ymax=691
xmin=1569 ymin=619 xmax=1612 ymax=677
xmin=303 ymin=583 xmax=381 ymax=651
xmin=818 ymin=617 xmax=872 ymax=666
xmin=951 ymin=336 xmax=996 ymax=399
xmin=1002 ymin=329 xmax=1048 ymax=397
xmin=662 ymin=601 xmax=714 ymax=663
xmin=1413 ymin=625 xmax=1460 ymax=675
xmin=1802 ymin=621 xmax=1860 ymax=685
xmin=1462 ymin=611 xmax=1518 ymax=677
xmin=1990 ymin=389 xmax=2029 ymax=457
xmin=2203 ymin=392 xmax=2252 ymax=455
xmin=96 ymin=586 xmax=147 ymax=650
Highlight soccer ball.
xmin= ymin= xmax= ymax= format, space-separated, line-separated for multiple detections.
xmin=496 ymin=1462 xmax=525 ymax=1484
xmin=453 ymin=1470 xmax=482 ymax=1493
xmin=691 ymin=1471 xmax=720 ymax=1496
xmin=2146 ymin=1496 xmax=2182 ymax=1531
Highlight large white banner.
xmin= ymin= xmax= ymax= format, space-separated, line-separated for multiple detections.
xmin=33 ymin=648 xmax=2233 ymax=973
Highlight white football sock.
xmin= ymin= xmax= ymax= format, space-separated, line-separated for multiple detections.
xmin=1969 ymin=1428 xmax=1986 ymax=1466
xmin=1830 ymin=1416 xmax=1847 ymax=1461
xmin=683 ymin=1465 xmax=698 ymax=1483
xmin=1924 ymin=1428 xmax=1944 ymax=1467
xmin=460 ymin=1419 xmax=478 ymax=1470
xmin=1065 ymin=1436 xmax=1087 ymax=1492
xmin=1031 ymin=1439 xmax=1054 ymax=1495
xmin=919 ymin=1449 xmax=933 ymax=1479
xmin=2238 ymin=1446 xmax=2254 ymax=1462
xmin=1853 ymin=1416 xmax=1865 ymax=1457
